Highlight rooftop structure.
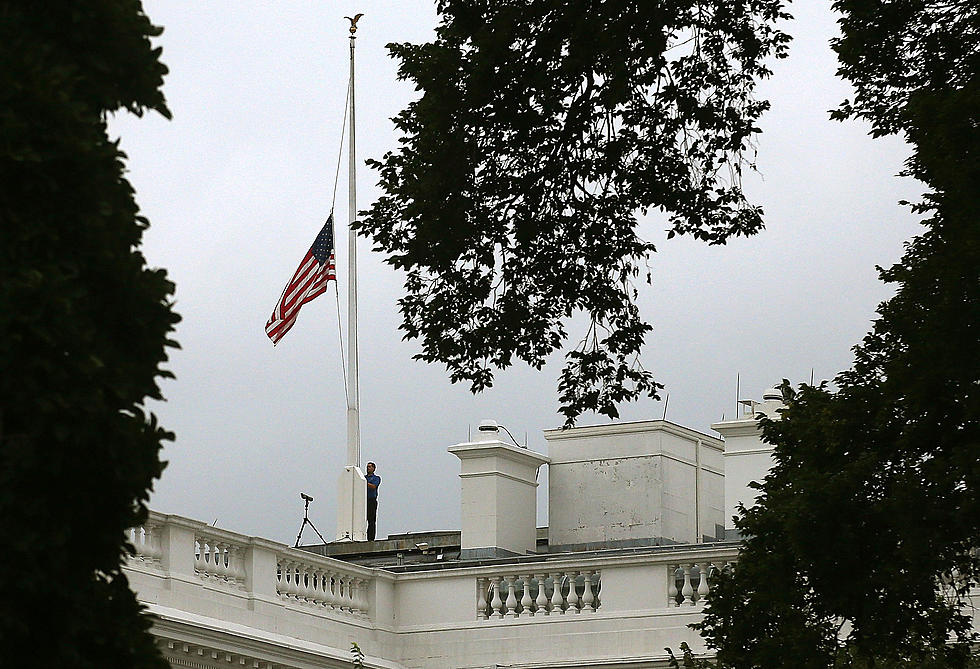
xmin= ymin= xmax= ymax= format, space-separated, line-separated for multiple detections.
xmin=124 ymin=387 xmax=977 ymax=668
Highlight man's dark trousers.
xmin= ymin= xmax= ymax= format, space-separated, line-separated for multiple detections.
xmin=367 ymin=498 xmax=378 ymax=541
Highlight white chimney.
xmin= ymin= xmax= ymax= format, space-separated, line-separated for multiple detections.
xmin=712 ymin=386 xmax=787 ymax=536
xmin=449 ymin=421 xmax=550 ymax=559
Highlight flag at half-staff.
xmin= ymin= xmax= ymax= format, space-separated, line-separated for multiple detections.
xmin=265 ymin=214 xmax=337 ymax=344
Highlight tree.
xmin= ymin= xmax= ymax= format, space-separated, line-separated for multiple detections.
xmin=359 ymin=0 xmax=790 ymax=423
xmin=0 ymin=2 xmax=177 ymax=666
xmin=697 ymin=1 xmax=979 ymax=666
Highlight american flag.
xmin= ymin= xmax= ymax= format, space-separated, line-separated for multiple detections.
xmin=265 ymin=215 xmax=336 ymax=344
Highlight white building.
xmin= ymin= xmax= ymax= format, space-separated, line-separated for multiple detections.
xmin=125 ymin=388 xmax=978 ymax=668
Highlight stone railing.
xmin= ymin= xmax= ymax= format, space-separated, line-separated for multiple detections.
xmin=466 ymin=546 xmax=740 ymax=623
xmin=667 ymin=558 xmax=736 ymax=607
xmin=275 ymin=548 xmax=371 ymax=616
xmin=477 ymin=570 xmax=601 ymax=619
xmin=127 ymin=511 xmax=374 ymax=621
xmin=129 ymin=519 xmax=164 ymax=567
xmin=194 ymin=528 xmax=248 ymax=589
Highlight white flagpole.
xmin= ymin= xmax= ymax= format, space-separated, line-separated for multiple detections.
xmin=346 ymin=17 xmax=360 ymax=469
xmin=336 ymin=14 xmax=366 ymax=542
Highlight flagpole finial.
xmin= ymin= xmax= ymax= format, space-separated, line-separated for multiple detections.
xmin=345 ymin=13 xmax=364 ymax=35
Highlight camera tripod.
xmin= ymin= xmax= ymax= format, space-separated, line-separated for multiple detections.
xmin=294 ymin=493 xmax=327 ymax=548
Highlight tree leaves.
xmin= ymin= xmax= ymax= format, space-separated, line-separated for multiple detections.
xmin=359 ymin=0 xmax=790 ymax=423
xmin=0 ymin=1 xmax=174 ymax=666
xmin=699 ymin=2 xmax=980 ymax=665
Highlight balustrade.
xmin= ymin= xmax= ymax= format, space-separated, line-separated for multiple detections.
xmin=667 ymin=560 xmax=733 ymax=606
xmin=128 ymin=521 xmax=162 ymax=566
xmin=478 ymin=570 xmax=600 ymax=619
xmin=275 ymin=552 xmax=370 ymax=617
xmin=195 ymin=533 xmax=247 ymax=588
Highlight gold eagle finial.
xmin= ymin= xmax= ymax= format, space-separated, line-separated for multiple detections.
xmin=344 ymin=13 xmax=364 ymax=35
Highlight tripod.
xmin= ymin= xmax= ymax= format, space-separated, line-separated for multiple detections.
xmin=294 ymin=494 xmax=327 ymax=548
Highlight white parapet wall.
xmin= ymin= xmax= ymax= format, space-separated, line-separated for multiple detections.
xmin=544 ymin=420 xmax=725 ymax=549
xmin=127 ymin=511 xmax=740 ymax=669
xmin=127 ymin=511 xmax=980 ymax=668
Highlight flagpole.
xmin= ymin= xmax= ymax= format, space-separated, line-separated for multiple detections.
xmin=333 ymin=14 xmax=367 ymax=542
xmin=346 ymin=16 xmax=360 ymax=470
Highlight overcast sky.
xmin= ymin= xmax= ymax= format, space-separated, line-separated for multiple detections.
xmin=110 ymin=1 xmax=923 ymax=545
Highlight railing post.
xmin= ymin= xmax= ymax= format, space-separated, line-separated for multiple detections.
xmin=159 ymin=519 xmax=196 ymax=577
xmin=243 ymin=539 xmax=278 ymax=598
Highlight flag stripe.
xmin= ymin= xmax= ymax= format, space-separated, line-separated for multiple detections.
xmin=266 ymin=217 xmax=336 ymax=345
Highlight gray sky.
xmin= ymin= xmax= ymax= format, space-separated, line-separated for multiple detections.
xmin=110 ymin=1 xmax=922 ymax=544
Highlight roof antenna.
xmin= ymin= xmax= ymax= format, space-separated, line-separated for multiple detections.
xmin=662 ymin=392 xmax=669 ymax=421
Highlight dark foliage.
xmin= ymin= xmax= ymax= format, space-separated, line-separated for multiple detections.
xmin=359 ymin=0 xmax=790 ymax=423
xmin=0 ymin=2 xmax=177 ymax=666
xmin=698 ymin=1 xmax=979 ymax=666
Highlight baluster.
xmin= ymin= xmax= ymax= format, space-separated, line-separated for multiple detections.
xmin=206 ymin=540 xmax=218 ymax=578
xmin=334 ymin=574 xmax=346 ymax=610
xmin=305 ymin=565 xmax=317 ymax=603
xmin=141 ymin=525 xmax=156 ymax=562
xmin=286 ymin=560 xmax=300 ymax=599
xmin=131 ymin=526 xmax=144 ymax=558
xmin=581 ymin=570 xmax=595 ymax=612
xmin=315 ymin=569 xmax=328 ymax=606
xmin=277 ymin=559 xmax=289 ymax=597
xmin=326 ymin=571 xmax=339 ymax=610
xmin=346 ymin=575 xmax=358 ymax=612
xmin=341 ymin=575 xmax=353 ymax=612
xmin=477 ymin=578 xmax=488 ymax=620
xmin=129 ymin=527 xmax=142 ymax=558
xmin=218 ymin=542 xmax=229 ymax=579
xmin=347 ymin=576 xmax=359 ymax=613
xmin=297 ymin=564 xmax=311 ymax=602
xmin=668 ymin=565 xmax=678 ymax=606
xmin=551 ymin=572 xmax=564 ymax=614
xmin=681 ymin=564 xmax=695 ymax=606
xmin=489 ymin=577 xmax=503 ymax=619
xmin=519 ymin=575 xmax=534 ymax=617
xmin=697 ymin=563 xmax=711 ymax=604
xmin=226 ymin=545 xmax=241 ymax=583
xmin=535 ymin=573 xmax=550 ymax=615
xmin=567 ymin=572 xmax=581 ymax=614
xmin=219 ymin=542 xmax=232 ymax=580
xmin=504 ymin=576 xmax=519 ymax=618
xmin=202 ymin=539 xmax=213 ymax=575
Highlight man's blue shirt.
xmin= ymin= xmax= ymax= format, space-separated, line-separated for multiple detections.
xmin=366 ymin=474 xmax=381 ymax=499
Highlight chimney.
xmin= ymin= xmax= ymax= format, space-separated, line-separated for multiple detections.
xmin=711 ymin=386 xmax=787 ymax=537
xmin=449 ymin=420 xmax=550 ymax=559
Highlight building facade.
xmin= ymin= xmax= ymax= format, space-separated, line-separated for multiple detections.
xmin=126 ymin=389 xmax=978 ymax=668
